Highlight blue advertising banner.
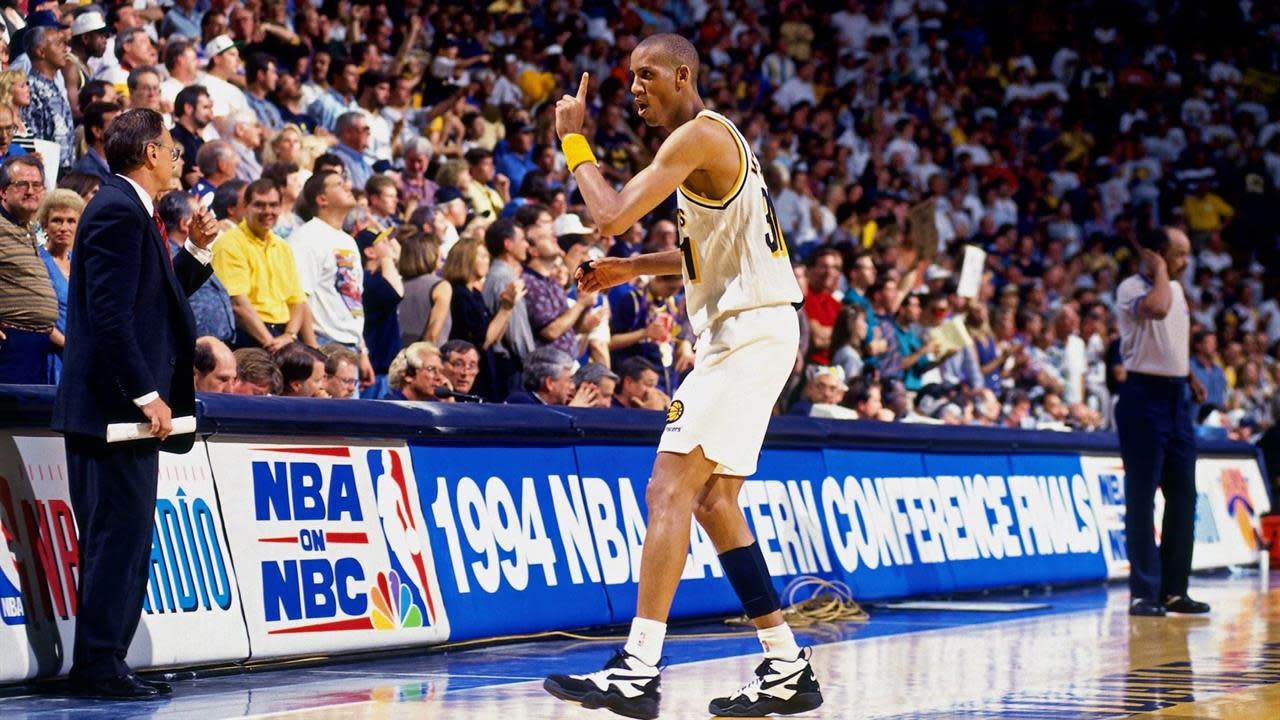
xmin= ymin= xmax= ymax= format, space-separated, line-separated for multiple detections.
xmin=408 ymin=444 xmax=614 ymax=641
xmin=821 ymin=448 xmax=940 ymax=600
xmin=573 ymin=443 xmax=741 ymax=623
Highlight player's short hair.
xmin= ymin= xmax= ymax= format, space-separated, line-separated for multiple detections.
xmin=634 ymin=33 xmax=700 ymax=78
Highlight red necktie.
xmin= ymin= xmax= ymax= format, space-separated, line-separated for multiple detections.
xmin=154 ymin=210 xmax=174 ymax=269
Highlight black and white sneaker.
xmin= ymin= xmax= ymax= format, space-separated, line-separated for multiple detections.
xmin=544 ymin=649 xmax=661 ymax=719
xmin=708 ymin=647 xmax=823 ymax=717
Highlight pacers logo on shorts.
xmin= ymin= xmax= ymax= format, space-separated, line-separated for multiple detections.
xmin=666 ymin=400 xmax=684 ymax=424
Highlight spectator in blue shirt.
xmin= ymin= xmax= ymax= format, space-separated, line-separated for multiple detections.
xmin=161 ymin=0 xmax=204 ymax=41
xmin=608 ymin=274 xmax=685 ymax=395
xmin=1190 ymin=330 xmax=1228 ymax=410
xmin=35 ymin=188 xmax=83 ymax=384
xmin=160 ymin=191 xmax=236 ymax=345
xmin=70 ymin=101 xmax=119 ymax=182
xmin=244 ymin=52 xmax=284 ymax=132
xmin=307 ymin=57 xmax=361 ymax=132
xmin=332 ymin=112 xmax=373 ymax=191
xmin=0 ymin=105 xmax=29 ymax=164
xmin=357 ymin=227 xmax=405 ymax=399
xmin=494 ymin=120 xmax=537 ymax=192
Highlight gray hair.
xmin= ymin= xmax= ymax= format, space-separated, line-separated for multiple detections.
xmin=126 ymin=64 xmax=161 ymax=92
xmin=223 ymin=108 xmax=259 ymax=136
xmin=334 ymin=111 xmax=365 ymax=136
xmin=523 ymin=346 xmax=575 ymax=393
xmin=342 ymin=206 xmax=372 ymax=235
xmin=388 ymin=341 xmax=440 ymax=391
xmin=573 ymin=362 xmax=618 ymax=386
xmin=196 ymin=139 xmax=235 ymax=177
xmin=403 ymin=136 xmax=433 ymax=158
xmin=29 ymin=26 xmax=58 ymax=56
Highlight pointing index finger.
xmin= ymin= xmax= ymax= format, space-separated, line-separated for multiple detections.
xmin=577 ymin=72 xmax=589 ymax=101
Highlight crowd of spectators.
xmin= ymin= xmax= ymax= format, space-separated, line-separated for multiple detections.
xmin=2 ymin=1 xmax=1280 ymax=454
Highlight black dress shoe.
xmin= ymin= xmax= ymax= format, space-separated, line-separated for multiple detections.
xmin=131 ymin=674 xmax=172 ymax=695
xmin=1165 ymin=595 xmax=1211 ymax=614
xmin=68 ymin=673 xmax=161 ymax=700
xmin=1129 ymin=598 xmax=1166 ymax=617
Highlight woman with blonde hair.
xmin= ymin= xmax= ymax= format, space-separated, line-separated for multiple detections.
xmin=434 ymin=157 xmax=472 ymax=193
xmin=0 ymin=70 xmax=37 ymax=154
xmin=443 ymin=231 xmax=524 ymax=400
xmin=36 ymin=189 xmax=87 ymax=383
xmin=262 ymin=123 xmax=307 ymax=167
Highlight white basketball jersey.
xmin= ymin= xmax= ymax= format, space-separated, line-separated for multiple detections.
xmin=675 ymin=110 xmax=803 ymax=336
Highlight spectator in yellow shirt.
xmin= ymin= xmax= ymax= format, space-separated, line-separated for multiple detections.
xmin=211 ymin=178 xmax=310 ymax=350
xmin=1183 ymin=181 xmax=1234 ymax=240
xmin=464 ymin=147 xmax=508 ymax=222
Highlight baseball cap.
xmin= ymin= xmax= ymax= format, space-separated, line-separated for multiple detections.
xmin=13 ymin=10 xmax=68 ymax=56
xmin=204 ymin=34 xmax=237 ymax=62
xmin=804 ymin=365 xmax=849 ymax=391
xmin=355 ymin=226 xmax=394 ymax=252
xmin=25 ymin=10 xmax=69 ymax=29
xmin=71 ymin=10 xmax=107 ymax=37
xmin=435 ymin=186 xmax=465 ymax=205
xmin=553 ymin=213 xmax=591 ymax=238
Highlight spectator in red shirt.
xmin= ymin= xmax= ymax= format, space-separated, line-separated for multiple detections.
xmin=803 ymin=246 xmax=843 ymax=365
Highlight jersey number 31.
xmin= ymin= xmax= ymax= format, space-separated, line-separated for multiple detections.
xmin=677 ymin=191 xmax=788 ymax=282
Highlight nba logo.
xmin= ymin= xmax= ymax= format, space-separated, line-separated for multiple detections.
xmin=0 ymin=560 xmax=24 ymax=626
xmin=368 ymin=449 xmax=438 ymax=629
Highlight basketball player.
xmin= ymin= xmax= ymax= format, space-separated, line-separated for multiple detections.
xmin=542 ymin=35 xmax=822 ymax=719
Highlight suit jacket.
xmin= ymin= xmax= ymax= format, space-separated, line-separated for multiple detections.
xmin=52 ymin=176 xmax=213 ymax=452
xmin=503 ymin=390 xmax=546 ymax=405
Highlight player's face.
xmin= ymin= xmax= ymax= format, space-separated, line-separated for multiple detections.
xmin=629 ymin=46 xmax=680 ymax=127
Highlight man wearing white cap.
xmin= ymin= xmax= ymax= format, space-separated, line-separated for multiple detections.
xmin=67 ymin=10 xmax=110 ymax=118
xmin=522 ymin=207 xmax=598 ymax=356
xmin=201 ymin=35 xmax=247 ymax=124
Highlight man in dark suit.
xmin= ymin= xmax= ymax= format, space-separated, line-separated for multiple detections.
xmin=51 ymin=108 xmax=219 ymax=699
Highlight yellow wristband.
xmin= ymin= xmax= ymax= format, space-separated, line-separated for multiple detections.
xmin=562 ymin=133 xmax=597 ymax=173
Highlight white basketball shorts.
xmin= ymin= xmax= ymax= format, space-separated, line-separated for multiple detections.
xmin=657 ymin=303 xmax=798 ymax=477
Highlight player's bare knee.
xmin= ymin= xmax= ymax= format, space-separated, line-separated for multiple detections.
xmin=693 ymin=491 xmax=731 ymax=525
xmin=645 ymin=476 xmax=696 ymax=516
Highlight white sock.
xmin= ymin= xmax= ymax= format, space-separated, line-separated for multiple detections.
xmin=757 ymin=623 xmax=800 ymax=660
xmin=623 ymin=617 xmax=666 ymax=667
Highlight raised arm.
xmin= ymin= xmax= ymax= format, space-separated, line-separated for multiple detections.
xmin=556 ymin=73 xmax=711 ymax=236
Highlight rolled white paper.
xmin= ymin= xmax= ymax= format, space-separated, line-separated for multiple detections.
xmin=106 ymin=416 xmax=197 ymax=443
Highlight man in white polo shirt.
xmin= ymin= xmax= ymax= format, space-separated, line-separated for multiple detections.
xmin=201 ymin=35 xmax=248 ymax=125
xmin=1114 ymin=226 xmax=1209 ymax=618
xmin=289 ymin=170 xmax=373 ymax=387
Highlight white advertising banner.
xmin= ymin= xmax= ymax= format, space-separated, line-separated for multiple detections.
xmin=206 ymin=439 xmax=451 ymax=659
xmin=1079 ymin=454 xmax=1271 ymax=580
xmin=0 ymin=434 xmax=249 ymax=682
xmin=1193 ymin=456 xmax=1272 ymax=567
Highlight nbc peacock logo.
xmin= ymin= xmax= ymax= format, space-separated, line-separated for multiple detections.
xmin=369 ymin=570 xmax=425 ymax=629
